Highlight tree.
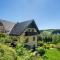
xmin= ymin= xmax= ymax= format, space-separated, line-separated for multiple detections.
xmin=40 ymin=31 xmax=52 ymax=43
xmin=52 ymin=34 xmax=60 ymax=44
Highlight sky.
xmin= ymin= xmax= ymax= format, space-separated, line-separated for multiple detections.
xmin=0 ymin=0 xmax=60 ymax=30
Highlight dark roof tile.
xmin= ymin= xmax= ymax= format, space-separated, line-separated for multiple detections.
xmin=10 ymin=20 xmax=33 ymax=35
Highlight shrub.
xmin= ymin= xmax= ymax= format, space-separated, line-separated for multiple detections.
xmin=43 ymin=45 xmax=50 ymax=49
xmin=43 ymin=44 xmax=50 ymax=49
xmin=0 ymin=33 xmax=12 ymax=44
xmin=0 ymin=33 xmax=18 ymax=47
xmin=46 ymin=46 xmax=49 ymax=49
xmin=50 ymin=44 xmax=55 ymax=48
xmin=24 ymin=52 xmax=35 ymax=60
xmin=52 ymin=34 xmax=60 ymax=44
xmin=55 ymin=45 xmax=60 ymax=51
xmin=0 ymin=33 xmax=6 ymax=37
xmin=37 ymin=47 xmax=45 ymax=56
xmin=16 ymin=43 xmax=36 ymax=60
xmin=0 ymin=44 xmax=17 ymax=60
xmin=38 ymin=42 xmax=43 ymax=47
xmin=15 ymin=43 xmax=26 ymax=56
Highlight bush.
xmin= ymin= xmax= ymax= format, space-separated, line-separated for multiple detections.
xmin=52 ymin=34 xmax=60 ymax=44
xmin=38 ymin=42 xmax=43 ymax=47
xmin=43 ymin=44 xmax=50 ymax=49
xmin=15 ymin=43 xmax=26 ymax=56
xmin=16 ymin=43 xmax=37 ymax=60
xmin=0 ymin=34 xmax=12 ymax=44
xmin=0 ymin=33 xmax=6 ymax=37
xmin=37 ymin=47 xmax=45 ymax=56
xmin=55 ymin=45 xmax=60 ymax=51
xmin=50 ymin=44 xmax=55 ymax=48
xmin=0 ymin=44 xmax=17 ymax=60
xmin=0 ymin=33 xmax=18 ymax=47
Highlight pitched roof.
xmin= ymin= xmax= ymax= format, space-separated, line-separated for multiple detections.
xmin=0 ymin=19 xmax=39 ymax=35
xmin=10 ymin=20 xmax=39 ymax=35
xmin=0 ymin=19 xmax=15 ymax=34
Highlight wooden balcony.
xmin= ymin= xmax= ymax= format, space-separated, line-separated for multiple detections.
xmin=25 ymin=32 xmax=37 ymax=36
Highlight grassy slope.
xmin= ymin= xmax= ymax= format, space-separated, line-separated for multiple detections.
xmin=17 ymin=56 xmax=43 ymax=60
xmin=45 ymin=48 xmax=60 ymax=60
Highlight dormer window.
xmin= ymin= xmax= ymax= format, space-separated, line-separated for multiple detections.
xmin=32 ymin=29 xmax=34 ymax=32
xmin=27 ymin=28 xmax=35 ymax=32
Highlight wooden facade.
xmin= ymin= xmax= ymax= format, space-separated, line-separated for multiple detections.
xmin=19 ymin=28 xmax=38 ymax=49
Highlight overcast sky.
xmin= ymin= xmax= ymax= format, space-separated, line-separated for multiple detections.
xmin=0 ymin=0 xmax=60 ymax=30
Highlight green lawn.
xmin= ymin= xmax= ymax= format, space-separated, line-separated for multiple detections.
xmin=45 ymin=48 xmax=60 ymax=60
xmin=17 ymin=55 xmax=43 ymax=60
xmin=17 ymin=48 xmax=60 ymax=60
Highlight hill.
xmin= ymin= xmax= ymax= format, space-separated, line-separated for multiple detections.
xmin=40 ymin=29 xmax=60 ymax=34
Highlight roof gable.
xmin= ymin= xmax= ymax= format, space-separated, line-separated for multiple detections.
xmin=0 ymin=19 xmax=16 ymax=34
xmin=28 ymin=20 xmax=39 ymax=33
xmin=10 ymin=20 xmax=39 ymax=35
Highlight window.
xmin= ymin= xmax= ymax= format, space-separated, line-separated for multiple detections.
xmin=33 ymin=37 xmax=35 ymax=41
xmin=32 ymin=29 xmax=34 ymax=32
xmin=24 ymin=38 xmax=29 ymax=43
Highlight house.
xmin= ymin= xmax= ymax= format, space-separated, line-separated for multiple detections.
xmin=0 ymin=19 xmax=39 ymax=48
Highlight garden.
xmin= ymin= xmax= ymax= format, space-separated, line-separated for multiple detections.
xmin=0 ymin=32 xmax=60 ymax=60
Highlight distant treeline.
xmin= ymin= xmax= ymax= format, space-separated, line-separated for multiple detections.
xmin=38 ymin=29 xmax=60 ymax=44
xmin=40 ymin=29 xmax=60 ymax=34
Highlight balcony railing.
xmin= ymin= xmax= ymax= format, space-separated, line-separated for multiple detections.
xmin=25 ymin=32 xmax=37 ymax=36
